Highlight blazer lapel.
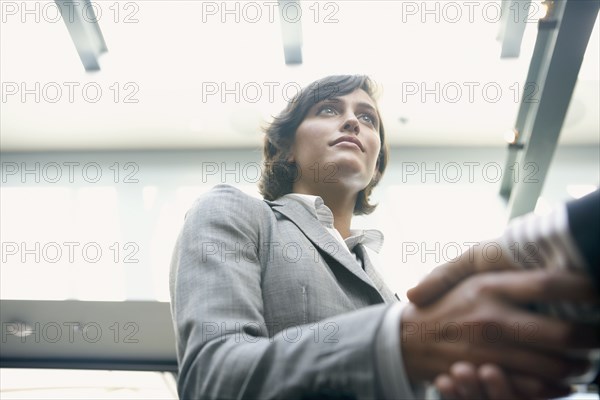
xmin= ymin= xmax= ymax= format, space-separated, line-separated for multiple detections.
xmin=265 ymin=198 xmax=380 ymax=293
xmin=354 ymin=244 xmax=398 ymax=304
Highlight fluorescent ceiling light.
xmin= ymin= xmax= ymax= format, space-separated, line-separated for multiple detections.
xmin=55 ymin=0 xmax=107 ymax=71
xmin=498 ymin=0 xmax=532 ymax=58
xmin=278 ymin=0 xmax=303 ymax=64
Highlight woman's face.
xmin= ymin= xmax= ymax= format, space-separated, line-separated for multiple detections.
xmin=290 ymin=88 xmax=382 ymax=195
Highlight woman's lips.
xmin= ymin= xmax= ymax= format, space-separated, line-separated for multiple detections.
xmin=330 ymin=136 xmax=364 ymax=152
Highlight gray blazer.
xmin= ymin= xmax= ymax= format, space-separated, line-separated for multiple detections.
xmin=169 ymin=184 xmax=398 ymax=399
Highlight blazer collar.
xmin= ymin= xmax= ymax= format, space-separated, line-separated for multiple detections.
xmin=282 ymin=194 xmax=385 ymax=254
xmin=265 ymin=195 xmax=381 ymax=294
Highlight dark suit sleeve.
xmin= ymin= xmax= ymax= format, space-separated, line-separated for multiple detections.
xmin=566 ymin=190 xmax=600 ymax=288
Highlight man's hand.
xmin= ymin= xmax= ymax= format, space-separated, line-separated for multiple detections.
xmin=400 ymin=269 xmax=598 ymax=393
xmin=407 ymin=239 xmax=519 ymax=307
xmin=434 ymin=362 xmax=573 ymax=400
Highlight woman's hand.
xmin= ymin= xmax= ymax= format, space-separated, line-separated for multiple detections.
xmin=434 ymin=362 xmax=572 ymax=400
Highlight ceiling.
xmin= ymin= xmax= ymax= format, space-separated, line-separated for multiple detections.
xmin=1 ymin=0 xmax=598 ymax=151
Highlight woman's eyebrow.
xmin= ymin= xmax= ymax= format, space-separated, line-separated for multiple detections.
xmin=318 ymin=98 xmax=341 ymax=105
xmin=356 ymin=102 xmax=377 ymax=113
xmin=318 ymin=98 xmax=376 ymax=112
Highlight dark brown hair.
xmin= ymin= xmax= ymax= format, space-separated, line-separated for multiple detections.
xmin=258 ymin=75 xmax=388 ymax=215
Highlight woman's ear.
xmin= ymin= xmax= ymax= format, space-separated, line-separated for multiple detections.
xmin=286 ymin=147 xmax=295 ymax=163
xmin=372 ymin=153 xmax=383 ymax=182
xmin=371 ymin=169 xmax=381 ymax=184
xmin=373 ymin=157 xmax=381 ymax=177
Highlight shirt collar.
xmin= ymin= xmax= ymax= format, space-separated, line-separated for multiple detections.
xmin=281 ymin=193 xmax=384 ymax=253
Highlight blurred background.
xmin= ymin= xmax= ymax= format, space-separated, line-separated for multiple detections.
xmin=1 ymin=0 xmax=598 ymax=398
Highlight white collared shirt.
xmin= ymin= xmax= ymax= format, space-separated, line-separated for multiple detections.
xmin=281 ymin=193 xmax=384 ymax=270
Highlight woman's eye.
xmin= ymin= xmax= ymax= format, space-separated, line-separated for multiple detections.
xmin=360 ymin=113 xmax=377 ymax=127
xmin=318 ymin=106 xmax=336 ymax=115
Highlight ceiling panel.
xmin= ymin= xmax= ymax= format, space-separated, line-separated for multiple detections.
xmin=1 ymin=1 xmax=598 ymax=151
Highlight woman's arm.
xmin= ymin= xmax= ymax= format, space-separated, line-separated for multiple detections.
xmin=169 ymin=185 xmax=399 ymax=399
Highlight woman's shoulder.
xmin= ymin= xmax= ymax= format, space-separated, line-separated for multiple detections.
xmin=185 ymin=184 xmax=270 ymax=223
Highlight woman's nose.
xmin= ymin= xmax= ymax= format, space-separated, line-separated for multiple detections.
xmin=342 ymin=116 xmax=360 ymax=134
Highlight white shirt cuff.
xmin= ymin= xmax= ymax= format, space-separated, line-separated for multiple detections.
xmin=374 ymin=302 xmax=426 ymax=400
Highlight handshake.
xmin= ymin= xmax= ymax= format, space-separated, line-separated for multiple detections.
xmin=403 ymin=190 xmax=599 ymax=399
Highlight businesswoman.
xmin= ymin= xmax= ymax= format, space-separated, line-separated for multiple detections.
xmin=170 ymin=75 xmax=595 ymax=399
